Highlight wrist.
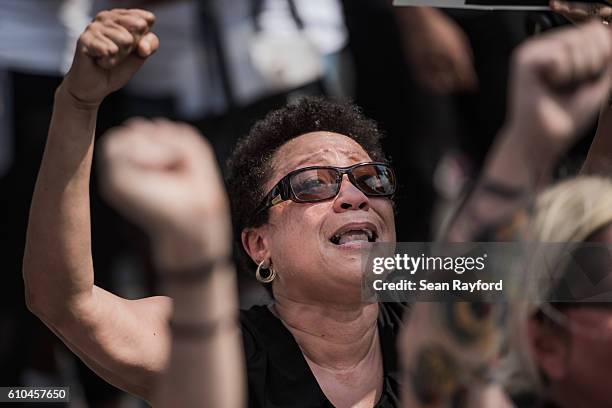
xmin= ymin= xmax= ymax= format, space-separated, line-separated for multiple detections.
xmin=55 ymin=82 xmax=102 ymax=112
xmin=164 ymin=262 xmax=238 ymax=323
xmin=152 ymin=221 xmax=232 ymax=271
xmin=490 ymin=121 xmax=559 ymax=188
xmin=159 ymin=256 xmax=233 ymax=287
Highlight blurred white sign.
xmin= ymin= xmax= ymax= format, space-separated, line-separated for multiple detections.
xmin=393 ymin=0 xmax=551 ymax=10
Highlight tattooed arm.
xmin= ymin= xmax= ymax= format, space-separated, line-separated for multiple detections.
xmin=400 ymin=21 xmax=612 ymax=408
xmin=400 ymin=303 xmax=513 ymax=407
xmin=446 ymin=20 xmax=612 ymax=242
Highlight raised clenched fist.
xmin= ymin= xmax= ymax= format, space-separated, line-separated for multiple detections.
xmin=506 ymin=20 xmax=612 ymax=156
xmin=550 ymin=0 xmax=612 ymax=24
xmin=62 ymin=8 xmax=159 ymax=106
xmin=98 ymin=119 xmax=231 ymax=266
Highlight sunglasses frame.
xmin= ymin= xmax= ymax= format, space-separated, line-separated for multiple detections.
xmin=254 ymin=162 xmax=396 ymax=216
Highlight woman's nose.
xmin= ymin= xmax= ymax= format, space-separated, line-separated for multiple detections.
xmin=333 ymin=175 xmax=370 ymax=212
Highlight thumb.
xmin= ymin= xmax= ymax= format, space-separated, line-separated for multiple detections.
xmin=137 ymin=32 xmax=159 ymax=58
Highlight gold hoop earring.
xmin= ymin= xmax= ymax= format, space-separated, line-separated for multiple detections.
xmin=255 ymin=259 xmax=276 ymax=283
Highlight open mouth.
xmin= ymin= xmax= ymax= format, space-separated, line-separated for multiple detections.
xmin=329 ymin=223 xmax=378 ymax=246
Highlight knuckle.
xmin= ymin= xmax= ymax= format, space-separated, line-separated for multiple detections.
xmin=151 ymin=117 xmax=170 ymax=126
xmin=131 ymin=17 xmax=148 ymax=31
xmin=119 ymin=17 xmax=145 ymax=33
xmin=117 ymin=32 xmax=134 ymax=47
xmin=78 ymin=31 xmax=92 ymax=45
xmin=102 ymin=134 xmax=122 ymax=157
xmin=95 ymin=10 xmax=112 ymax=21
xmin=131 ymin=9 xmax=154 ymax=21
xmin=512 ymin=44 xmax=531 ymax=65
xmin=125 ymin=117 xmax=149 ymax=128
xmin=182 ymin=123 xmax=204 ymax=138
xmin=88 ymin=21 xmax=104 ymax=32
xmin=105 ymin=44 xmax=119 ymax=58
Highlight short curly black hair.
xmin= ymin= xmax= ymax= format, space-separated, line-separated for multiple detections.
xmin=225 ymin=96 xmax=389 ymax=279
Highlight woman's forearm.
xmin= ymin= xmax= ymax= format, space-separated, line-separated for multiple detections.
xmin=153 ymin=234 xmax=245 ymax=408
xmin=23 ymin=84 xmax=99 ymax=322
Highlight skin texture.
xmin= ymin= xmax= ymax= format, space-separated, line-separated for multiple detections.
xmin=243 ymin=131 xmax=396 ymax=304
xmin=242 ymin=132 xmax=396 ymax=407
xmin=530 ymin=224 xmax=612 ymax=408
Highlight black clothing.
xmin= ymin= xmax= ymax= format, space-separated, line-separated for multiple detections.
xmin=240 ymin=302 xmax=407 ymax=407
xmin=512 ymin=393 xmax=562 ymax=408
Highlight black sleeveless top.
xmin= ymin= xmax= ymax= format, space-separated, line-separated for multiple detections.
xmin=239 ymin=302 xmax=407 ymax=408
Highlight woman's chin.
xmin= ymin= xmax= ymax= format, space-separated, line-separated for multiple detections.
xmin=334 ymin=262 xmax=367 ymax=291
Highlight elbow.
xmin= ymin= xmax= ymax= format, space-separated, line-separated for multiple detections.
xmin=23 ymin=275 xmax=46 ymax=319
xmin=23 ymin=284 xmax=70 ymax=328
xmin=23 ymin=264 xmax=38 ymax=314
xmin=22 ymin=265 xmax=60 ymax=325
xmin=22 ymin=255 xmax=63 ymax=324
xmin=23 ymin=257 xmax=40 ymax=312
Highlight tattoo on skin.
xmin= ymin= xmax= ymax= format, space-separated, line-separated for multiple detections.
xmin=410 ymin=345 xmax=459 ymax=407
xmin=443 ymin=302 xmax=507 ymax=348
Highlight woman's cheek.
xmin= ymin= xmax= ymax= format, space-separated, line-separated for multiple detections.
xmin=273 ymin=220 xmax=319 ymax=268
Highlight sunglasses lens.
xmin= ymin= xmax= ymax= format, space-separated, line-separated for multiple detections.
xmin=352 ymin=164 xmax=395 ymax=196
xmin=290 ymin=168 xmax=340 ymax=201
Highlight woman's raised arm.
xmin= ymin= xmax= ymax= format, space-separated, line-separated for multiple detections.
xmin=22 ymin=9 xmax=172 ymax=402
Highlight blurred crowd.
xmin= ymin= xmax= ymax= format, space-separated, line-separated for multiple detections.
xmin=1 ymin=0 xmax=610 ymax=407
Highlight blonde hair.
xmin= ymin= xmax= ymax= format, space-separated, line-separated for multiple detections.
xmin=501 ymin=176 xmax=612 ymax=395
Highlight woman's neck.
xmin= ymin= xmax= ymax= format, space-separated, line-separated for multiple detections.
xmin=272 ymin=295 xmax=380 ymax=370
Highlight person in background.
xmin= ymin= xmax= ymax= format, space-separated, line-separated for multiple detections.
xmin=341 ymin=1 xmax=474 ymax=241
xmin=399 ymin=8 xmax=612 ymax=407
xmin=98 ymin=0 xmax=348 ymax=164
xmin=499 ymin=6 xmax=612 ymax=407
xmin=500 ymin=177 xmax=612 ymax=408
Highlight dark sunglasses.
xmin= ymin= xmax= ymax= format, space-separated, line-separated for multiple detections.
xmin=254 ymin=162 xmax=396 ymax=216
